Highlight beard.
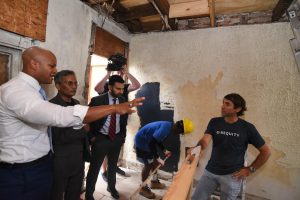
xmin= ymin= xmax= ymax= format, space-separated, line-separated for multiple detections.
xmin=111 ymin=92 xmax=122 ymax=98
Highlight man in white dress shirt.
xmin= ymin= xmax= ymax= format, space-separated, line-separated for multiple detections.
xmin=0 ymin=46 xmax=144 ymax=200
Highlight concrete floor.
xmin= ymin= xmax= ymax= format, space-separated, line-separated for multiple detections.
xmin=80 ymin=167 xmax=171 ymax=200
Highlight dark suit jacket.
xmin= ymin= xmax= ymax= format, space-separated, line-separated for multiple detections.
xmin=89 ymin=92 xmax=128 ymax=139
xmin=50 ymin=94 xmax=91 ymax=161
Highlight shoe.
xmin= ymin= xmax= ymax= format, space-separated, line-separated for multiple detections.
xmin=150 ymin=180 xmax=166 ymax=189
xmin=139 ymin=186 xmax=155 ymax=199
xmin=107 ymin=187 xmax=120 ymax=199
xmin=116 ymin=166 xmax=126 ymax=176
xmin=101 ymin=171 xmax=108 ymax=182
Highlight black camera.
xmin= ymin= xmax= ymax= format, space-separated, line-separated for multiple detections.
xmin=106 ymin=53 xmax=127 ymax=71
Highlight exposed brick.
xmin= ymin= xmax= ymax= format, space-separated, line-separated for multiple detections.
xmin=177 ymin=10 xmax=288 ymax=30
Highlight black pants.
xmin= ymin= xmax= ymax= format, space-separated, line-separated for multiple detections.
xmin=85 ymin=133 xmax=124 ymax=199
xmin=51 ymin=152 xmax=84 ymax=200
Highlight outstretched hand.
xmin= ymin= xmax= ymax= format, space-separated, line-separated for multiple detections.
xmin=115 ymin=97 xmax=145 ymax=114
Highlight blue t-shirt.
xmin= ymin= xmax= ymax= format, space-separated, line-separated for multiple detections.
xmin=206 ymin=117 xmax=265 ymax=175
xmin=134 ymin=121 xmax=172 ymax=152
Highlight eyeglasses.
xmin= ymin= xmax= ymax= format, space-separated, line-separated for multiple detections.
xmin=63 ymin=81 xmax=79 ymax=86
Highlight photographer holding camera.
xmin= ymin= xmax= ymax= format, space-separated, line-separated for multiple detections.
xmin=93 ymin=53 xmax=141 ymax=180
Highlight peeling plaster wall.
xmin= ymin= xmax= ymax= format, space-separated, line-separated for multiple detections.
xmin=0 ymin=0 xmax=130 ymax=102
xmin=127 ymin=23 xmax=300 ymax=199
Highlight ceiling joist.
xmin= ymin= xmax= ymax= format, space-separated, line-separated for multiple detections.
xmin=209 ymin=0 xmax=216 ymax=27
xmin=113 ymin=4 xmax=157 ymax=22
xmin=82 ymin=0 xmax=286 ymax=33
xmin=169 ymin=0 xmax=209 ymax=18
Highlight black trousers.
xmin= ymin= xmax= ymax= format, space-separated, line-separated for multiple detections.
xmin=85 ymin=133 xmax=124 ymax=199
xmin=51 ymin=152 xmax=84 ymax=200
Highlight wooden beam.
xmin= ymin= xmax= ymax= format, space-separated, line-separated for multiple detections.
xmin=209 ymin=0 xmax=215 ymax=27
xmin=120 ymin=0 xmax=148 ymax=8
xmin=169 ymin=0 xmax=209 ymax=18
xmin=153 ymin=0 xmax=170 ymax=15
xmin=140 ymin=15 xmax=161 ymax=23
xmin=124 ymin=19 xmax=143 ymax=33
xmin=163 ymin=153 xmax=201 ymax=200
xmin=272 ymin=0 xmax=293 ymax=21
xmin=141 ymin=21 xmax=164 ymax=32
xmin=152 ymin=0 xmax=177 ymax=30
xmin=111 ymin=0 xmax=128 ymax=13
xmin=113 ymin=4 xmax=157 ymax=22
xmin=215 ymin=0 xmax=277 ymax=15
xmin=148 ymin=0 xmax=172 ymax=30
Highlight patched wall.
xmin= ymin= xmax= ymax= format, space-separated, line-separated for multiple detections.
xmin=125 ymin=22 xmax=300 ymax=199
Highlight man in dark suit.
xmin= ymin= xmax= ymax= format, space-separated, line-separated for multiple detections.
xmin=50 ymin=70 xmax=90 ymax=200
xmin=85 ymin=75 xmax=128 ymax=200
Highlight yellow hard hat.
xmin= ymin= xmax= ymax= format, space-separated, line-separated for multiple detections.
xmin=183 ymin=118 xmax=194 ymax=134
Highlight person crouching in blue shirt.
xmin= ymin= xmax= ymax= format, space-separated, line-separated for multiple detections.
xmin=134 ymin=119 xmax=194 ymax=199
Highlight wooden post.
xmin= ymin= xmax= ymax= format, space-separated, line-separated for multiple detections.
xmin=209 ymin=0 xmax=216 ymax=27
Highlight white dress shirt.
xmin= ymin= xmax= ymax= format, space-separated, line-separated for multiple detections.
xmin=100 ymin=93 xmax=121 ymax=135
xmin=0 ymin=72 xmax=88 ymax=163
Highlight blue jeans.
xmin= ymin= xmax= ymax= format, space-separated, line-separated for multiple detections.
xmin=192 ymin=169 xmax=242 ymax=200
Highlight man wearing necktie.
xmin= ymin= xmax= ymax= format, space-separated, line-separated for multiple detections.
xmin=86 ymin=75 xmax=128 ymax=200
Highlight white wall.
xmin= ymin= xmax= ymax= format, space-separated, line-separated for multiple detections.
xmin=126 ymin=22 xmax=300 ymax=200
xmin=0 ymin=0 xmax=130 ymax=102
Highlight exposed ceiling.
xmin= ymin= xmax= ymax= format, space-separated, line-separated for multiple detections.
xmin=81 ymin=0 xmax=293 ymax=33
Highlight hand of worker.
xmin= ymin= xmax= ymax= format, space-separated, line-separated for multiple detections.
xmin=164 ymin=150 xmax=172 ymax=157
xmin=115 ymin=97 xmax=145 ymax=114
xmin=191 ymin=146 xmax=201 ymax=156
xmin=157 ymin=157 xmax=165 ymax=166
xmin=232 ymin=167 xmax=251 ymax=180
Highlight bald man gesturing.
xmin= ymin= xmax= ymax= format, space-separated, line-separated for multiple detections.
xmin=0 ymin=46 xmax=144 ymax=200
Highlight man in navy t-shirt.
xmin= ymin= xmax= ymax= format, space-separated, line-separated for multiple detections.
xmin=135 ymin=119 xmax=194 ymax=199
xmin=191 ymin=93 xmax=271 ymax=200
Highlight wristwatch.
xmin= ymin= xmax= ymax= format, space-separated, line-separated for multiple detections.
xmin=249 ymin=166 xmax=256 ymax=173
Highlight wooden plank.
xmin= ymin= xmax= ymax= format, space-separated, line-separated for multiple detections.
xmin=120 ymin=0 xmax=149 ymax=8
xmin=113 ymin=4 xmax=157 ymax=22
xmin=163 ymin=153 xmax=201 ymax=200
xmin=142 ymin=21 xmax=163 ymax=31
xmin=152 ymin=0 xmax=178 ymax=30
xmin=168 ymin=0 xmax=278 ymax=17
xmin=215 ymin=0 xmax=278 ymax=14
xmin=123 ymin=20 xmax=143 ymax=33
xmin=153 ymin=0 xmax=170 ymax=14
xmin=209 ymin=0 xmax=216 ymax=27
xmin=140 ymin=15 xmax=161 ymax=23
xmin=272 ymin=0 xmax=293 ymax=21
xmin=169 ymin=0 xmax=209 ymax=18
